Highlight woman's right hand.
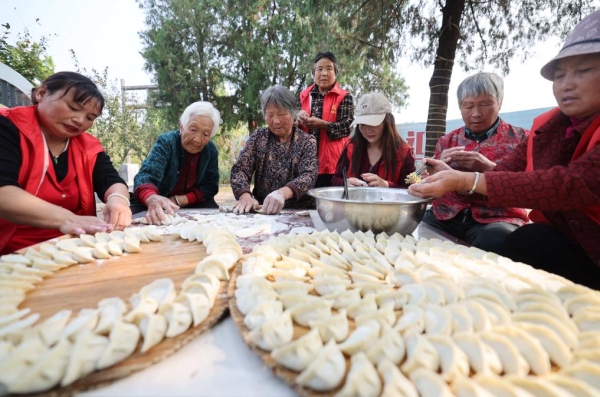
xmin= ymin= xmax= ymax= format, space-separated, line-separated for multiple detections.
xmin=422 ymin=157 xmax=452 ymax=176
xmin=59 ymin=215 xmax=114 ymax=235
xmin=145 ymin=194 xmax=179 ymax=225
xmin=347 ymin=177 xmax=367 ymax=186
xmin=233 ymin=192 xmax=259 ymax=214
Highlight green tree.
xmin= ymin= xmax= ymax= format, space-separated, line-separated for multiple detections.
xmin=0 ymin=24 xmax=54 ymax=84
xmin=137 ymin=0 xmax=408 ymax=133
xmin=342 ymin=0 xmax=600 ymax=155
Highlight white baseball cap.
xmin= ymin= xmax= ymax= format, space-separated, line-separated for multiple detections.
xmin=350 ymin=92 xmax=392 ymax=127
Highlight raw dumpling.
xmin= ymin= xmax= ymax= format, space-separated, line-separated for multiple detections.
xmin=393 ymin=304 xmax=425 ymax=336
xmin=549 ymin=373 xmax=600 ymax=397
xmin=451 ymin=375 xmax=496 ymax=397
xmin=72 ymin=247 xmax=95 ymax=263
xmin=8 ymin=338 xmax=71 ymax=393
xmin=37 ymin=309 xmax=72 ymax=346
xmin=518 ymin=322 xmax=572 ymax=368
xmin=95 ymin=297 xmax=127 ymax=335
xmin=307 ymin=309 xmax=349 ymax=343
xmin=424 ymin=304 xmax=453 ymax=335
xmin=493 ymin=325 xmax=551 ymax=375
xmin=61 ymin=330 xmax=108 ymax=386
xmin=176 ymin=293 xmax=211 ymax=327
xmin=270 ymin=328 xmax=323 ymax=372
xmin=512 ymin=312 xmax=578 ymax=348
xmin=140 ymin=278 xmax=176 ymax=307
xmin=249 ymin=310 xmax=294 ymax=351
xmin=295 ymin=339 xmax=346 ymax=391
xmin=96 ymin=320 xmax=140 ymax=370
xmin=124 ymin=293 xmax=158 ymax=322
xmin=474 ymin=373 xmax=537 ymax=397
xmin=426 ymin=334 xmax=469 ymax=382
xmin=244 ymin=300 xmax=283 ymax=330
xmin=0 ymin=336 xmax=46 ymax=387
xmin=335 ymin=352 xmax=381 ymax=397
xmin=401 ymin=333 xmax=440 ymax=375
xmin=136 ymin=312 xmax=167 ymax=353
xmin=365 ymin=323 xmax=405 ymax=365
xmin=347 ymin=294 xmax=378 ymax=319
xmin=377 ymin=358 xmax=419 ymax=397
xmin=123 ymin=236 xmax=142 ymax=253
xmin=446 ymin=304 xmax=474 ymax=334
xmin=322 ymin=289 xmax=362 ymax=310
xmin=453 ymin=332 xmax=502 ymax=375
xmin=195 ymin=257 xmax=230 ymax=280
xmin=409 ymin=367 xmax=454 ymax=397
xmin=479 ymin=330 xmax=530 ymax=376
xmin=57 ymin=309 xmax=99 ymax=342
xmin=289 ymin=300 xmax=332 ymax=327
xmin=561 ymin=359 xmax=600 ymax=390
xmin=159 ymin=302 xmax=193 ymax=337
xmin=506 ymin=375 xmax=577 ymax=397
xmin=355 ymin=302 xmax=396 ymax=328
xmin=338 ymin=320 xmax=381 ymax=355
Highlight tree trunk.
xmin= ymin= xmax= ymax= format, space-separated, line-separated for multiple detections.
xmin=425 ymin=0 xmax=466 ymax=157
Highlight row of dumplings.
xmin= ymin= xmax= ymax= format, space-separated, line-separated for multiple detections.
xmin=0 ymin=226 xmax=162 ymax=319
xmin=234 ymin=230 xmax=600 ymax=396
xmin=0 ymin=225 xmax=241 ymax=394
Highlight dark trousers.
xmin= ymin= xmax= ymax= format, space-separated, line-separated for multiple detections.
xmin=422 ymin=209 xmax=518 ymax=254
xmin=130 ymin=196 xmax=219 ymax=215
xmin=498 ymin=223 xmax=600 ymax=290
xmin=316 ymin=174 xmax=333 ymax=188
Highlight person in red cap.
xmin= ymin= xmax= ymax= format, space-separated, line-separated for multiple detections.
xmin=409 ymin=9 xmax=600 ymax=288
xmin=332 ymin=92 xmax=415 ymax=189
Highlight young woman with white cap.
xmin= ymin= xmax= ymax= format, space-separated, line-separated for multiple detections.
xmin=332 ymin=92 xmax=416 ymax=188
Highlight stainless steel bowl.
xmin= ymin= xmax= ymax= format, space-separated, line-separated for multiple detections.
xmin=308 ymin=187 xmax=432 ymax=236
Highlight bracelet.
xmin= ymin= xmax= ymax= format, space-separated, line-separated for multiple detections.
xmin=467 ymin=172 xmax=480 ymax=195
xmin=174 ymin=195 xmax=181 ymax=206
xmin=107 ymin=193 xmax=130 ymax=204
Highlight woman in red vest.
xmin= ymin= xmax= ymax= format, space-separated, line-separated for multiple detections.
xmin=0 ymin=72 xmax=131 ymax=254
xmin=298 ymin=52 xmax=354 ymax=188
xmin=332 ymin=92 xmax=415 ymax=188
xmin=409 ymin=10 xmax=600 ymax=289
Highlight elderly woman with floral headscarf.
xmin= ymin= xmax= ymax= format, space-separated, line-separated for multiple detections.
xmin=133 ymin=101 xmax=221 ymax=224
xmin=409 ymin=9 xmax=600 ymax=289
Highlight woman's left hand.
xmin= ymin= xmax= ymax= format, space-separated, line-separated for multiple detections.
xmin=408 ymin=170 xmax=467 ymax=198
xmin=103 ymin=196 xmax=132 ymax=230
xmin=447 ymin=150 xmax=496 ymax=172
xmin=361 ymin=173 xmax=389 ymax=188
xmin=263 ymin=190 xmax=285 ymax=214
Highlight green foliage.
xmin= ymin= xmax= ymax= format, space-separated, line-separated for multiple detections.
xmin=211 ymin=123 xmax=250 ymax=183
xmin=137 ymin=0 xmax=409 ymax=132
xmin=0 ymin=24 xmax=54 ymax=84
xmin=70 ymin=52 xmax=164 ymax=167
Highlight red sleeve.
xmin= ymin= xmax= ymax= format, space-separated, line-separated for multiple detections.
xmin=185 ymin=189 xmax=205 ymax=205
xmin=134 ymin=183 xmax=159 ymax=206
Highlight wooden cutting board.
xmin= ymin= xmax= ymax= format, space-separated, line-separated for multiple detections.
xmin=18 ymin=234 xmax=231 ymax=397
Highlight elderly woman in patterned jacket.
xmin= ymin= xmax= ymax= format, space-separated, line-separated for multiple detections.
xmin=421 ymin=72 xmax=529 ymax=254
xmin=409 ymin=9 xmax=600 ymax=289
xmin=133 ymin=101 xmax=221 ymax=225
xmin=230 ymin=86 xmax=318 ymax=215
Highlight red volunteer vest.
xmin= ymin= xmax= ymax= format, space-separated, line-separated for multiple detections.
xmin=0 ymin=106 xmax=103 ymax=253
xmin=526 ymin=107 xmax=600 ymax=224
xmin=299 ymin=83 xmax=350 ymax=175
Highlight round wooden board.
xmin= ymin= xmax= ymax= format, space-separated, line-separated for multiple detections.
xmin=16 ymin=234 xmax=232 ymax=397
xmin=228 ymin=263 xmax=348 ymax=397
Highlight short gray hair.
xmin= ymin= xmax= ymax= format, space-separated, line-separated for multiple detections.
xmin=457 ymin=72 xmax=504 ymax=107
xmin=180 ymin=101 xmax=221 ymax=137
xmin=260 ymin=86 xmax=299 ymax=119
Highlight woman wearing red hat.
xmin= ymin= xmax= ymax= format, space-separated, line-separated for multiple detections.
xmin=409 ymin=9 xmax=600 ymax=289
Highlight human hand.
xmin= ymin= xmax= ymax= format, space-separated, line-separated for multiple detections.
xmin=447 ymin=150 xmax=496 ymax=172
xmin=439 ymin=146 xmax=466 ymax=164
xmin=297 ymin=110 xmax=309 ymax=123
xmin=408 ymin=170 xmax=468 ymax=199
xmin=262 ymin=190 xmax=285 ymax=214
xmin=347 ymin=177 xmax=367 ymax=186
xmin=59 ymin=215 xmax=114 ymax=236
xmin=360 ymin=173 xmax=389 ymax=188
xmin=298 ymin=116 xmax=326 ymax=129
xmin=233 ymin=193 xmax=259 ymax=214
xmin=103 ymin=196 xmax=132 ymax=230
xmin=421 ymin=158 xmax=452 ymax=176
xmin=145 ymin=194 xmax=179 ymax=225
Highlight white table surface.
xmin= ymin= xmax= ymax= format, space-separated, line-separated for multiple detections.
xmin=79 ymin=210 xmax=460 ymax=397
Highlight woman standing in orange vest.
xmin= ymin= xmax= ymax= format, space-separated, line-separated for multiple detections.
xmin=0 ymin=72 xmax=131 ymax=254
xmin=409 ymin=9 xmax=600 ymax=289
xmin=298 ymin=52 xmax=354 ymax=188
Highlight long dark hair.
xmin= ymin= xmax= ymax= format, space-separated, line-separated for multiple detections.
xmin=31 ymin=71 xmax=105 ymax=112
xmin=338 ymin=113 xmax=408 ymax=178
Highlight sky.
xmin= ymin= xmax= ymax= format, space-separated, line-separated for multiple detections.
xmin=2 ymin=0 xmax=561 ymax=122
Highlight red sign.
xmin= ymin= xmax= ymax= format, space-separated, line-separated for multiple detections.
xmin=406 ymin=130 xmax=426 ymax=160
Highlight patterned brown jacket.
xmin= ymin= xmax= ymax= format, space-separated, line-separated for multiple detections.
xmin=230 ymin=127 xmax=317 ymax=209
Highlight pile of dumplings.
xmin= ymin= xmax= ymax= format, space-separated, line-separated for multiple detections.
xmin=234 ymin=229 xmax=600 ymax=397
xmin=0 ymin=225 xmax=242 ymax=394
